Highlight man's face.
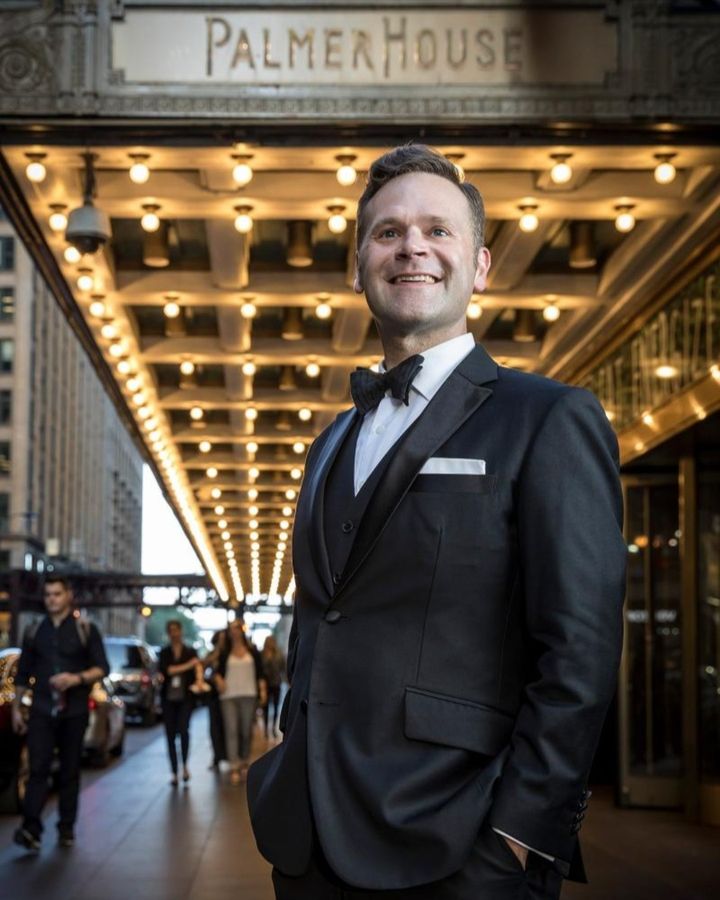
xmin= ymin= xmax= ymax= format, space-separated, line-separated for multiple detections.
xmin=168 ymin=623 xmax=182 ymax=641
xmin=354 ymin=172 xmax=491 ymax=339
xmin=44 ymin=583 xmax=72 ymax=616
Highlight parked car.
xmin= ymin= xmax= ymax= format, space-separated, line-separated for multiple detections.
xmin=0 ymin=648 xmax=125 ymax=812
xmin=104 ymin=636 xmax=161 ymax=726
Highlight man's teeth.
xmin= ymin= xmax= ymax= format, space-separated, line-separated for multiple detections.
xmin=393 ymin=275 xmax=437 ymax=283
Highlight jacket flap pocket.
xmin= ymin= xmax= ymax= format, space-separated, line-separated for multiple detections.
xmin=404 ymin=686 xmax=514 ymax=756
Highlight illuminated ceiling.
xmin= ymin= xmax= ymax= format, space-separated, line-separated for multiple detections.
xmin=2 ymin=140 xmax=720 ymax=604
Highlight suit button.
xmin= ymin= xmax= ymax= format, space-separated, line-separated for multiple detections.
xmin=300 ymin=699 xmax=308 ymax=714
xmin=341 ymin=520 xmax=354 ymax=533
xmin=325 ymin=609 xmax=342 ymax=623
xmin=332 ymin=572 xmax=341 ymax=585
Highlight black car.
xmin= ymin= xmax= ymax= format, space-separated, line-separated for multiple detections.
xmin=104 ymin=637 xmax=161 ymax=726
xmin=0 ymin=648 xmax=29 ymax=813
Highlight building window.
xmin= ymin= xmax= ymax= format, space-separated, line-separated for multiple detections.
xmin=0 ymin=288 xmax=13 ymax=322
xmin=0 ymin=493 xmax=8 ymax=532
xmin=0 ymin=238 xmax=14 ymax=271
xmin=0 ymin=391 xmax=10 ymax=424
xmin=0 ymin=441 xmax=9 ymax=474
xmin=0 ymin=340 xmax=12 ymax=374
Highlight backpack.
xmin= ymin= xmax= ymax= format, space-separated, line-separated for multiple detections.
xmin=23 ymin=615 xmax=92 ymax=649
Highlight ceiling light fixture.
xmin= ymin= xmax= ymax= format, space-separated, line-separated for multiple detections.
xmin=190 ymin=406 xmax=204 ymax=421
xmin=335 ymin=153 xmax=358 ymax=186
xmin=231 ymin=154 xmax=254 ymax=187
xmin=653 ymin=153 xmax=677 ymax=185
xmin=233 ymin=205 xmax=254 ymax=234
xmin=298 ymin=407 xmax=312 ymax=422
xmin=48 ymin=204 xmax=68 ymax=233
xmin=140 ymin=204 xmax=161 ymax=233
xmin=315 ymin=296 xmax=333 ymax=319
xmin=25 ymin=153 xmax=47 ymax=183
xmin=518 ymin=204 xmax=539 ymax=233
xmin=240 ymin=298 xmax=257 ymax=318
xmin=88 ymin=297 xmax=106 ymax=318
xmin=179 ymin=359 xmax=195 ymax=376
xmin=199 ymin=440 xmax=212 ymax=453
xmin=163 ymin=299 xmax=181 ymax=318
xmin=242 ymin=360 xmax=257 ymax=376
xmin=327 ymin=205 xmax=348 ymax=234
xmin=614 ymin=204 xmax=636 ymax=233
xmin=64 ymin=246 xmax=81 ymax=264
xmin=76 ymin=269 xmax=95 ymax=292
xmin=129 ymin=154 xmax=151 ymax=184
xmin=549 ymin=153 xmax=573 ymax=185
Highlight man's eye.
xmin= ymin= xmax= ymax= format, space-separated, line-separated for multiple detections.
xmin=431 ymin=227 xmax=449 ymax=237
xmin=379 ymin=228 xmax=398 ymax=238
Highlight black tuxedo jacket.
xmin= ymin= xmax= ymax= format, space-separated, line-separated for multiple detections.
xmin=247 ymin=343 xmax=627 ymax=890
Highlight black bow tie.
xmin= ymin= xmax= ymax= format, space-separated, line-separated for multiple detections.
xmin=350 ymin=354 xmax=424 ymax=416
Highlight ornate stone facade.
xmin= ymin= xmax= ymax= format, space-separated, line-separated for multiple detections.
xmin=0 ymin=0 xmax=717 ymax=122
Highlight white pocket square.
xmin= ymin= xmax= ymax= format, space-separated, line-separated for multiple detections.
xmin=419 ymin=457 xmax=486 ymax=475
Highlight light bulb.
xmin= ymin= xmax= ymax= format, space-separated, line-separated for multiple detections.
xmin=249 ymin=519 xmax=259 ymax=530
xmin=88 ymin=299 xmax=106 ymax=318
xmin=543 ymin=304 xmax=561 ymax=322
xmin=550 ymin=155 xmax=573 ymax=185
xmin=206 ymin=467 xmax=218 ymax=478
xmin=249 ymin=505 xmax=259 ymax=516
xmin=131 ymin=391 xmax=146 ymax=406
xmin=218 ymin=517 xmax=227 ymax=528
xmin=305 ymin=361 xmax=321 ymax=378
xmin=282 ymin=506 xmax=293 ymax=517
xmin=327 ymin=208 xmax=347 ymax=234
xmin=199 ymin=440 xmax=212 ymax=453
xmin=240 ymin=301 xmax=257 ymax=318
xmin=251 ymin=542 xmax=260 ymax=551
xmin=336 ymin=157 xmax=358 ymax=186
xmin=101 ymin=323 xmax=117 ymax=340
xmin=249 ymin=466 xmax=260 ymax=479
xmin=250 ymin=531 xmax=259 ymax=541
xmin=467 ymin=301 xmax=482 ymax=320
xmin=64 ymin=246 xmax=81 ymax=264
xmin=129 ymin=156 xmax=150 ymax=184
xmin=234 ymin=206 xmax=254 ymax=233
xmin=298 ymin=407 xmax=312 ymax=422
xmin=245 ymin=407 xmax=258 ymax=421
xmin=654 ymin=156 xmax=676 ymax=185
xmin=248 ymin=488 xmax=258 ymax=500
xmin=293 ymin=441 xmax=305 ymax=454
xmin=211 ymin=488 xmax=222 ymax=500
xmin=126 ymin=376 xmax=142 ymax=393
xmin=285 ymin=489 xmax=296 ymax=500
xmin=246 ymin=441 xmax=259 ymax=454
xmin=116 ymin=359 xmax=132 ymax=375
xmin=214 ymin=505 xmax=225 ymax=515
xmin=77 ymin=270 xmax=94 ymax=292
xmin=315 ymin=302 xmax=332 ymax=319
xmin=179 ymin=360 xmax=195 ymax=376
xmin=26 ymin=157 xmax=47 ymax=183
xmin=163 ymin=301 xmax=180 ymax=318
xmin=48 ymin=206 xmax=67 ymax=232
xmin=138 ymin=406 xmax=151 ymax=419
xmin=518 ymin=206 xmax=539 ymax=233
xmin=614 ymin=206 xmax=636 ymax=233
xmin=290 ymin=467 xmax=303 ymax=480
xmin=280 ymin=520 xmax=289 ymax=530
xmin=108 ymin=342 xmax=125 ymax=358
xmin=144 ymin=417 xmax=157 ymax=431
xmin=232 ymin=159 xmax=254 ymax=186
xmin=242 ymin=361 xmax=256 ymax=376
xmin=141 ymin=206 xmax=161 ymax=233
xmin=190 ymin=406 xmax=204 ymax=420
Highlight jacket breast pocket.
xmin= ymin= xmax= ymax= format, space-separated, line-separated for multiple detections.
xmin=404 ymin=686 xmax=514 ymax=756
xmin=410 ymin=474 xmax=497 ymax=494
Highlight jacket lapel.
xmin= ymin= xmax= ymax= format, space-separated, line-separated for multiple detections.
xmin=335 ymin=344 xmax=498 ymax=596
xmin=301 ymin=407 xmax=357 ymax=596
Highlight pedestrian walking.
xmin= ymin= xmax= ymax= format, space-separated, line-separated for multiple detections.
xmin=260 ymin=636 xmax=286 ymax=739
xmin=204 ymin=629 xmax=228 ymax=769
xmin=11 ymin=576 xmax=109 ymax=851
xmin=158 ymin=619 xmax=199 ymax=786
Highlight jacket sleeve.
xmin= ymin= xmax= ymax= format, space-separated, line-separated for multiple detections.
xmin=87 ymin=623 xmax=110 ymax=676
xmin=489 ymin=387 xmax=627 ymax=865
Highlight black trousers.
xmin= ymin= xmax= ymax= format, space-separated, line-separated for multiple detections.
xmin=22 ymin=712 xmax=88 ymax=839
xmin=162 ymin=699 xmax=193 ymax=774
xmin=262 ymin=684 xmax=282 ymax=736
xmin=207 ymin=692 xmax=227 ymax=764
xmin=272 ymin=822 xmax=563 ymax=900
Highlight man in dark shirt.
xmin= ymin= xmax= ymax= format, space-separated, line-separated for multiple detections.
xmin=11 ymin=576 xmax=109 ymax=851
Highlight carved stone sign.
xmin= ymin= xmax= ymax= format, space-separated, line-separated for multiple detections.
xmin=111 ymin=8 xmax=617 ymax=87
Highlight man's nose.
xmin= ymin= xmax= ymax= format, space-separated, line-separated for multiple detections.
xmin=396 ymin=227 xmax=428 ymax=257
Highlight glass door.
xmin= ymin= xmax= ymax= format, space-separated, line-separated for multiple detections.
xmin=619 ymin=476 xmax=683 ymax=808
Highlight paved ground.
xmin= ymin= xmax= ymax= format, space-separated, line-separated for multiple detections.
xmin=0 ymin=710 xmax=717 ymax=899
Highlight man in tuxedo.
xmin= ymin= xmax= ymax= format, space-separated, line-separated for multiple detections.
xmin=247 ymin=145 xmax=627 ymax=899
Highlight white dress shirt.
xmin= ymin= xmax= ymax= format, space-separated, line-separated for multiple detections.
xmin=352 ymin=331 xmax=554 ymax=865
xmin=354 ymin=332 xmax=475 ymax=495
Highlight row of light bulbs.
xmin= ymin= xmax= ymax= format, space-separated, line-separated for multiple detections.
xmin=25 ymin=148 xmax=679 ymax=190
xmin=86 ymin=294 xmax=231 ymax=600
xmin=165 ymin=296 xmax=333 ymax=322
xmin=188 ymin=404 xmax=313 ymax=424
xmin=516 ymin=202 xmax=638 ymax=234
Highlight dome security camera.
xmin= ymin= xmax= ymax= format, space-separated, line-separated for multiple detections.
xmin=65 ymin=200 xmax=112 ymax=255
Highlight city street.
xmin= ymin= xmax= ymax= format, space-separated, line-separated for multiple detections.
xmin=0 ymin=709 xmax=718 ymax=900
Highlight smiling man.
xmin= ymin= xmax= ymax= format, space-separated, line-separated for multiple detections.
xmin=247 ymin=145 xmax=627 ymax=899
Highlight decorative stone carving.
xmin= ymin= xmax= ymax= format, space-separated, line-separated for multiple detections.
xmin=0 ymin=13 xmax=54 ymax=94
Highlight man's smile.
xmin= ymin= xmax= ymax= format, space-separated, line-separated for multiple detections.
xmin=388 ymin=273 xmax=441 ymax=284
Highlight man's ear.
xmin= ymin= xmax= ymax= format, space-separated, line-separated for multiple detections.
xmin=473 ymin=246 xmax=491 ymax=294
xmin=353 ymin=252 xmax=363 ymax=294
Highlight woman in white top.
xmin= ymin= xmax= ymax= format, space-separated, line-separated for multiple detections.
xmin=214 ymin=620 xmax=266 ymax=784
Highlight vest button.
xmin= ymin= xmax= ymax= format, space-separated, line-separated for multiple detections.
xmin=341 ymin=520 xmax=354 ymax=533
xmin=325 ymin=609 xmax=342 ymax=624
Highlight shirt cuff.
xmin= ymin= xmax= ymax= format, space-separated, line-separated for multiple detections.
xmin=492 ymin=828 xmax=556 ymax=862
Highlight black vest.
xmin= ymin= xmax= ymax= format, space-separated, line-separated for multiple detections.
xmin=323 ymin=415 xmax=398 ymax=585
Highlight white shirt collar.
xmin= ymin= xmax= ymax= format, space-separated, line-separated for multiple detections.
xmin=380 ymin=333 xmax=475 ymax=402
